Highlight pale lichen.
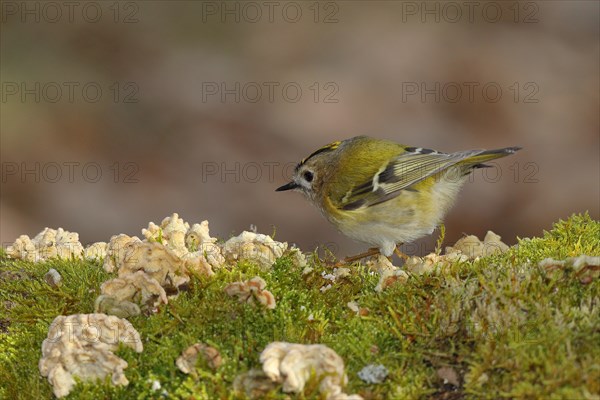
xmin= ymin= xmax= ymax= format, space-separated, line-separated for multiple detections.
xmin=223 ymin=231 xmax=287 ymax=269
xmin=94 ymin=294 xmax=141 ymax=318
xmin=259 ymin=342 xmax=363 ymax=399
xmin=289 ymin=246 xmax=308 ymax=268
xmin=445 ymin=230 xmax=509 ymax=260
xmin=84 ymin=242 xmax=108 ymax=261
xmin=142 ymin=213 xmax=225 ymax=269
xmin=113 ymin=241 xmax=190 ymax=290
xmin=358 ymin=364 xmax=388 ymax=384
xmin=437 ymin=366 xmax=460 ymax=387
xmin=346 ymin=301 xmax=369 ymax=316
xmin=101 ymin=240 xmax=190 ymax=306
xmin=224 ymin=276 xmax=276 ymax=309
xmin=403 ymin=252 xmax=468 ymax=276
xmin=142 ymin=213 xmax=189 ymax=256
xmin=103 ymin=234 xmax=142 ymax=273
xmin=98 ymin=218 xmax=221 ymax=312
xmin=176 ymin=343 xmax=222 ymax=377
xmin=100 ymin=270 xmax=169 ymax=308
xmin=366 ymin=255 xmax=409 ymax=292
xmin=186 ymin=221 xmax=225 ymax=269
xmin=44 ymin=268 xmax=62 ymax=288
xmin=180 ymin=251 xmax=216 ymax=277
xmin=38 ymin=313 xmax=143 ymax=398
xmin=6 ymin=227 xmax=84 ymax=262
xmin=320 ymin=267 xmax=353 ymax=292
xmin=539 ymin=255 xmax=600 ymax=283
xmin=233 ymin=369 xmax=279 ymax=399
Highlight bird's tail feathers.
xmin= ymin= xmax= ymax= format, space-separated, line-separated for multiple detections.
xmin=463 ymin=147 xmax=521 ymax=169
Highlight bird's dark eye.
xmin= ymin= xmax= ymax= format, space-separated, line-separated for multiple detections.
xmin=303 ymin=171 xmax=314 ymax=182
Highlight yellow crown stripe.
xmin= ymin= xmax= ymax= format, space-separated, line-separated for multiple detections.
xmin=300 ymin=141 xmax=341 ymax=165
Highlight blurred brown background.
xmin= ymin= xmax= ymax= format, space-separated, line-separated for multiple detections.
xmin=1 ymin=1 xmax=598 ymax=257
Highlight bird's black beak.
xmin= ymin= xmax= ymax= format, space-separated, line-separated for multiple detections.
xmin=276 ymin=181 xmax=299 ymax=191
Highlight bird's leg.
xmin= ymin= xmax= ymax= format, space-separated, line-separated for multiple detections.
xmin=334 ymin=247 xmax=381 ymax=266
xmin=394 ymin=244 xmax=409 ymax=260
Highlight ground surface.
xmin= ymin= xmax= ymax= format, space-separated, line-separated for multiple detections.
xmin=1 ymin=213 xmax=599 ymax=399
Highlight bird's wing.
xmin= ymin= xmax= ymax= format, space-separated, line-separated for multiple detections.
xmin=337 ymin=148 xmax=484 ymax=211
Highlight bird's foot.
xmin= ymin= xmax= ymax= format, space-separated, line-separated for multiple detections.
xmin=394 ymin=244 xmax=409 ymax=261
xmin=329 ymin=247 xmax=381 ymax=267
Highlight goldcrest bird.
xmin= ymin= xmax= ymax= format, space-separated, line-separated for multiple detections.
xmin=276 ymin=136 xmax=520 ymax=262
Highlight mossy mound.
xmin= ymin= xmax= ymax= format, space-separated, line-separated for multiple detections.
xmin=1 ymin=213 xmax=598 ymax=399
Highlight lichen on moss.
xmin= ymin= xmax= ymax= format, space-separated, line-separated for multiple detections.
xmin=0 ymin=213 xmax=598 ymax=399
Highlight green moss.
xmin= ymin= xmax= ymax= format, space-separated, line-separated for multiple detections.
xmin=1 ymin=213 xmax=599 ymax=399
